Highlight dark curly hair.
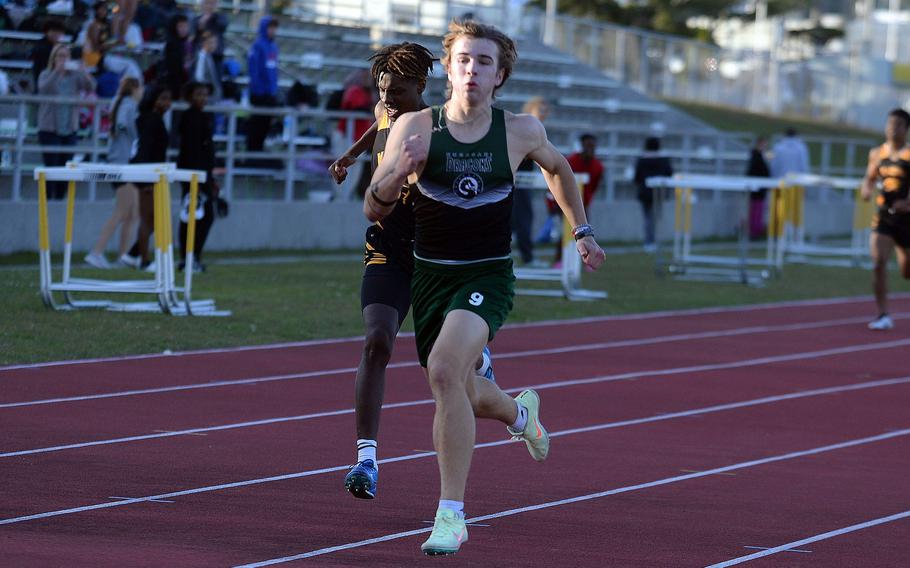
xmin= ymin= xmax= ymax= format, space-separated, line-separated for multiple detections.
xmin=368 ymin=42 xmax=435 ymax=91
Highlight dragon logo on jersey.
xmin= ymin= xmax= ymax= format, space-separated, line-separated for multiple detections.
xmin=453 ymin=172 xmax=483 ymax=199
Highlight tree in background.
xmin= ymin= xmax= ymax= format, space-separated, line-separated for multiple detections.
xmin=526 ymin=0 xmax=809 ymax=41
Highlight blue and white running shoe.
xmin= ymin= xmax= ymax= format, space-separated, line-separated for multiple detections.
xmin=344 ymin=459 xmax=378 ymax=499
xmin=479 ymin=345 xmax=496 ymax=382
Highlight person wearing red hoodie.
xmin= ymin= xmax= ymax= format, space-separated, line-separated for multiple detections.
xmin=551 ymin=133 xmax=603 ymax=265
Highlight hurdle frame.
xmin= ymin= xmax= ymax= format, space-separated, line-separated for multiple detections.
xmin=774 ymin=173 xmax=871 ymax=269
xmin=35 ymin=163 xmax=228 ymax=316
xmin=647 ymin=173 xmax=783 ymax=286
xmin=511 ymin=171 xmax=606 ymax=300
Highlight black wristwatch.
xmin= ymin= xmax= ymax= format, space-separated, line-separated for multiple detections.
xmin=573 ymin=223 xmax=594 ymax=241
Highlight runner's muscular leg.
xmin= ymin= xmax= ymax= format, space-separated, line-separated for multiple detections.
xmin=355 ymin=303 xmax=400 ymax=440
xmin=426 ymin=309 xmax=488 ymax=502
xmin=871 ymin=232 xmax=895 ymax=314
xmin=466 ymin=364 xmax=519 ymax=424
xmin=895 ymin=244 xmax=910 ymax=280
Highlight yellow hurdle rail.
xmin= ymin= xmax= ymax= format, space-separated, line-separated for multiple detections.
xmin=649 ymin=173 xmax=778 ymax=285
xmin=776 ymin=173 xmax=867 ymax=269
xmin=33 ymin=163 xmax=227 ymax=316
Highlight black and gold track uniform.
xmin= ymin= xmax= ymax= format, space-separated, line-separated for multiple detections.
xmin=873 ymin=144 xmax=910 ymax=248
xmin=360 ymin=110 xmax=417 ymax=323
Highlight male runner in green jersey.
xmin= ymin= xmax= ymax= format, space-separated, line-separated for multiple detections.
xmin=329 ymin=43 xmax=497 ymax=500
xmin=364 ymin=20 xmax=605 ymax=555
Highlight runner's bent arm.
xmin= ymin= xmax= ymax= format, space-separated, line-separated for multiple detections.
xmin=519 ymin=117 xmax=605 ymax=269
xmin=860 ymin=148 xmax=879 ymax=201
xmin=363 ymin=110 xmax=429 ymax=222
xmin=523 ymin=120 xmax=588 ymax=228
xmin=329 ymin=102 xmax=382 ymax=184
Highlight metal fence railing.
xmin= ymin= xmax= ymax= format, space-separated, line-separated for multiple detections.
xmin=0 ymin=94 xmax=873 ymax=204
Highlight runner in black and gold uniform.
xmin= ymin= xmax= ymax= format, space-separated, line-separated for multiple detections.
xmin=364 ymin=21 xmax=605 ymax=555
xmin=862 ymin=108 xmax=910 ymax=330
xmin=328 ymin=42 xmax=434 ymax=499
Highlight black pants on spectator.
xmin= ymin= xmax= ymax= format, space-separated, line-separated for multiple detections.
xmin=38 ymin=131 xmax=77 ymax=199
xmin=511 ymin=187 xmax=535 ymax=264
xmin=178 ymin=182 xmax=215 ymax=261
xmin=127 ymin=184 xmax=155 ymax=264
xmin=246 ymin=94 xmax=278 ymax=159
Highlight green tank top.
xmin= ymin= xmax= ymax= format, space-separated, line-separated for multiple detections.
xmin=414 ymin=105 xmax=514 ymax=262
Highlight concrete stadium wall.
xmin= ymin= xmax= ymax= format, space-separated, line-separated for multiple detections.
xmin=0 ymin=198 xmax=856 ymax=255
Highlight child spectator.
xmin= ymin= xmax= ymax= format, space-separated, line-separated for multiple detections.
xmin=126 ymin=83 xmax=173 ymax=269
xmin=176 ymin=82 xmax=218 ymax=272
xmin=85 ymin=77 xmax=143 ymax=269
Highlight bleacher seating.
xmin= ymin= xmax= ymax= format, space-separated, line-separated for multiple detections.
xmin=1 ymin=1 xmax=748 ymax=202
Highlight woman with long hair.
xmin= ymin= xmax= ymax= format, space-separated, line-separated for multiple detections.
xmin=85 ymin=77 xmax=143 ymax=269
xmin=37 ymin=44 xmax=95 ymax=199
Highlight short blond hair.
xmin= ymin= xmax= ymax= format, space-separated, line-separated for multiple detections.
xmin=441 ymin=20 xmax=517 ymax=95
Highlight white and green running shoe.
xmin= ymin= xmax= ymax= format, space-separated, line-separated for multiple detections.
xmin=421 ymin=508 xmax=468 ymax=556
xmin=507 ymin=389 xmax=549 ymax=462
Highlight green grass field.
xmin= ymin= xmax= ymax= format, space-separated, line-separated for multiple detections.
xmin=0 ymin=246 xmax=894 ymax=366
xmin=666 ymin=99 xmax=880 ymax=171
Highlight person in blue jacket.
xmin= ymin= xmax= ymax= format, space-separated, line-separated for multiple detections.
xmin=246 ymin=16 xmax=280 ymax=166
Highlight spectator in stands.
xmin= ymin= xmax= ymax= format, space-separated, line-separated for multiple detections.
xmin=746 ymin=135 xmax=771 ymax=240
xmin=551 ymin=133 xmax=605 ymax=267
xmin=85 ymin=76 xmax=142 ymax=269
xmin=134 ymin=0 xmax=172 ymax=42
xmin=633 ymin=136 xmax=673 ymax=253
xmin=770 ymin=127 xmax=810 ymax=179
xmin=335 ymin=69 xmax=374 ymax=198
xmin=176 ymin=81 xmax=217 ymax=273
xmin=31 ymin=18 xmax=66 ymax=92
xmin=82 ymin=1 xmax=114 ymax=69
xmin=161 ymin=13 xmax=192 ymax=105
xmin=191 ymin=30 xmax=222 ymax=101
xmin=37 ymin=44 xmax=96 ymax=200
xmin=246 ymin=15 xmax=280 ymax=167
xmin=113 ymin=0 xmax=138 ymax=43
xmin=192 ymin=0 xmax=227 ymax=66
xmin=126 ymin=83 xmax=172 ymax=269
xmin=513 ymin=96 xmax=549 ymax=266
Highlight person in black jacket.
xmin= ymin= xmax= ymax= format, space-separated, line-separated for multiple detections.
xmin=126 ymin=83 xmax=173 ymax=269
xmin=746 ymin=135 xmax=771 ymax=239
xmin=161 ymin=14 xmax=191 ymax=108
xmin=176 ymin=82 xmax=217 ymax=273
xmin=633 ymin=137 xmax=674 ymax=252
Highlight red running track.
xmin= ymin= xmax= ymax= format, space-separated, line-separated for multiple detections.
xmin=1 ymin=296 xmax=909 ymax=567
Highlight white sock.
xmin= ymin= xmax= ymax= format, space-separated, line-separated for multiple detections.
xmin=510 ymin=401 xmax=528 ymax=432
xmin=438 ymin=499 xmax=465 ymax=519
xmin=357 ymin=439 xmax=377 ymax=465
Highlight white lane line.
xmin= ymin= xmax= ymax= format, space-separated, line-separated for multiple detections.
xmin=706 ymin=510 xmax=910 ymax=567
xmin=741 ymin=545 xmax=811 ymax=553
xmin=108 ymin=496 xmax=174 ymax=504
xmin=3 ymin=314 xmax=906 ymax=410
xmin=4 ymin=293 xmax=907 ymax=372
xmin=2 ymin=378 xmax=908 ymax=523
xmin=233 ymin=429 xmax=910 ymax=566
xmin=5 ymin=366 xmax=910 ymax=459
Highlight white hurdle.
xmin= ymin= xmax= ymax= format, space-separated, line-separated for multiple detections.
xmin=775 ymin=173 xmax=871 ymax=269
xmin=35 ymin=162 xmax=230 ymax=316
xmin=646 ymin=173 xmax=782 ymax=285
xmin=512 ymin=171 xmax=606 ymax=300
